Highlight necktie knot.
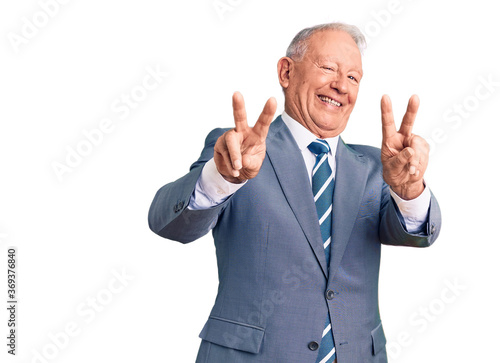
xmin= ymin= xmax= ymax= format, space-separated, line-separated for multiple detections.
xmin=307 ymin=139 xmax=330 ymax=156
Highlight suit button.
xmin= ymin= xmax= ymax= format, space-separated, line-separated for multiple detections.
xmin=308 ymin=341 xmax=319 ymax=351
xmin=173 ymin=201 xmax=185 ymax=213
xmin=430 ymin=223 xmax=436 ymax=234
xmin=326 ymin=289 xmax=335 ymax=300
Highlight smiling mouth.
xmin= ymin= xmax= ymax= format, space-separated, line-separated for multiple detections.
xmin=318 ymin=95 xmax=342 ymax=107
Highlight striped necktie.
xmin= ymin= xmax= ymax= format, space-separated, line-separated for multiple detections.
xmin=308 ymin=139 xmax=336 ymax=363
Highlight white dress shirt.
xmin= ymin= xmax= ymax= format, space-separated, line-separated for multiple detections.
xmin=189 ymin=112 xmax=431 ymax=233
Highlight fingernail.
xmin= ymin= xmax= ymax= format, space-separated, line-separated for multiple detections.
xmin=404 ymin=149 xmax=412 ymax=158
xmin=409 ymin=166 xmax=416 ymax=175
xmin=234 ymin=160 xmax=242 ymax=169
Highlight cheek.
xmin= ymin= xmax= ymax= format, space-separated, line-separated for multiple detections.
xmin=348 ymin=89 xmax=359 ymax=105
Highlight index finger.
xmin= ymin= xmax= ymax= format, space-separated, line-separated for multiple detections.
xmin=399 ymin=94 xmax=420 ymax=136
xmin=381 ymin=94 xmax=397 ymax=139
xmin=253 ymin=97 xmax=277 ymax=139
xmin=232 ymin=92 xmax=248 ymax=132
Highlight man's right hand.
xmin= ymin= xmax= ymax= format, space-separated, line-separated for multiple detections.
xmin=214 ymin=92 xmax=277 ymax=184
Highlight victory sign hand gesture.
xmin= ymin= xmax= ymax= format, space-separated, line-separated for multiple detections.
xmin=381 ymin=95 xmax=429 ymax=200
xmin=214 ymin=92 xmax=277 ymax=183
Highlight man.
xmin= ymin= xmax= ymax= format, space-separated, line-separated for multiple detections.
xmin=148 ymin=22 xmax=441 ymax=363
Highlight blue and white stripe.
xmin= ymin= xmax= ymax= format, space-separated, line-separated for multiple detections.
xmin=308 ymin=139 xmax=336 ymax=363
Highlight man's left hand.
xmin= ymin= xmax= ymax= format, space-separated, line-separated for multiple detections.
xmin=380 ymin=94 xmax=429 ymax=200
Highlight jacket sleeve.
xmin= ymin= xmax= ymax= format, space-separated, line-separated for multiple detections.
xmin=147 ymin=128 xmax=231 ymax=243
xmin=379 ymin=182 xmax=442 ymax=247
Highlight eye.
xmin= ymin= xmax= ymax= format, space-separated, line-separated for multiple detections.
xmin=348 ymin=75 xmax=358 ymax=82
xmin=322 ymin=66 xmax=337 ymax=72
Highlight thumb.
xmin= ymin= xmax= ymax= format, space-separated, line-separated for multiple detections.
xmin=391 ymin=147 xmax=414 ymax=168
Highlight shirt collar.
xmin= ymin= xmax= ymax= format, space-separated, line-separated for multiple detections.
xmin=281 ymin=111 xmax=339 ymax=156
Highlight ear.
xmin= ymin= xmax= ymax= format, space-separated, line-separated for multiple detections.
xmin=277 ymin=57 xmax=293 ymax=89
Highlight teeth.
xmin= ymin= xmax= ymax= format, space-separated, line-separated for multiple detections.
xmin=319 ymin=96 xmax=341 ymax=107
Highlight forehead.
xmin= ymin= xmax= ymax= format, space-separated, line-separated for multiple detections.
xmin=305 ymin=30 xmax=362 ymax=68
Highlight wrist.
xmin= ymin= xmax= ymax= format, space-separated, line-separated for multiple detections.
xmin=391 ymin=181 xmax=425 ymax=200
xmin=221 ymin=174 xmax=247 ymax=184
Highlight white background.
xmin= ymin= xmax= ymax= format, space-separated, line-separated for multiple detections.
xmin=1 ymin=0 xmax=498 ymax=362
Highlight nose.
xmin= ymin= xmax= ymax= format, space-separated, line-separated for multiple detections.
xmin=330 ymin=74 xmax=348 ymax=94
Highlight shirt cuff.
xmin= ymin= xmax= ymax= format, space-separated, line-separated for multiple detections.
xmin=389 ymin=183 xmax=431 ymax=233
xmin=188 ymin=158 xmax=247 ymax=210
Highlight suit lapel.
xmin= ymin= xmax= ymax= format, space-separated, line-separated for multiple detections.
xmin=266 ymin=118 xmax=370 ymax=281
xmin=266 ymin=117 xmax=328 ymax=279
xmin=328 ymin=138 xmax=369 ymax=282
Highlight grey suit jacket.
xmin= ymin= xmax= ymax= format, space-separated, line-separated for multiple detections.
xmin=148 ymin=116 xmax=441 ymax=363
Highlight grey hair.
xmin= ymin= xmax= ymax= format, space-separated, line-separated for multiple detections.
xmin=286 ymin=22 xmax=366 ymax=60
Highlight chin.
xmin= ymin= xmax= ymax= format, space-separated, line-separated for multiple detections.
xmin=315 ymin=118 xmax=341 ymax=131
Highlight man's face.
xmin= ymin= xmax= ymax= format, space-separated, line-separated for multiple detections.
xmin=280 ymin=30 xmax=363 ymax=138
